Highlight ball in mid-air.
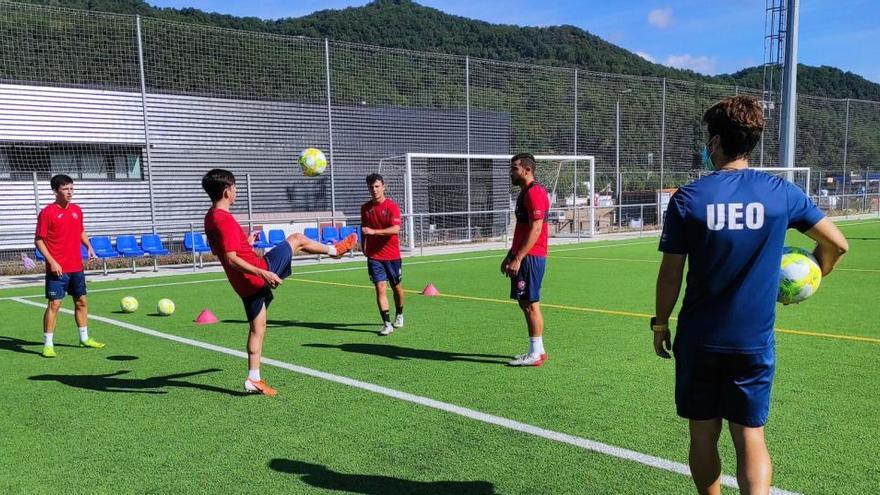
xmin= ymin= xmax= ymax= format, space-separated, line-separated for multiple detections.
xmin=299 ymin=148 xmax=327 ymax=177
xmin=156 ymin=298 xmax=176 ymax=316
xmin=778 ymin=246 xmax=822 ymax=305
xmin=120 ymin=296 xmax=139 ymax=313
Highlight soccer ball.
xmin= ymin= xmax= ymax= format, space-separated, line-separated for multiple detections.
xmin=778 ymin=246 xmax=822 ymax=305
xmin=156 ymin=298 xmax=176 ymax=316
xmin=120 ymin=296 xmax=139 ymax=313
xmin=298 ymin=147 xmax=327 ymax=177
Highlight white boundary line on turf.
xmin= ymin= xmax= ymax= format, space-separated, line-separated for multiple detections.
xmin=9 ymin=296 xmax=799 ymax=495
xmin=0 ymin=240 xmax=657 ymax=300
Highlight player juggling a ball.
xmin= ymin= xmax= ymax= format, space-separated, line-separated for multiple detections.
xmin=202 ymin=169 xmax=357 ymax=396
xmin=652 ymin=96 xmax=848 ymax=495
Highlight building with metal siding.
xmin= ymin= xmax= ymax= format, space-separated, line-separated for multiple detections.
xmin=0 ymin=83 xmax=510 ymax=249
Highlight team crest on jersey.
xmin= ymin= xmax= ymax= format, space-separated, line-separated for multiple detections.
xmin=72 ymin=212 xmax=79 ymax=220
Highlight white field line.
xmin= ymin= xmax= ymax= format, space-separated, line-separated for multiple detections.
xmin=0 ymin=240 xmax=657 ymax=300
xmin=8 ymin=296 xmax=799 ymax=495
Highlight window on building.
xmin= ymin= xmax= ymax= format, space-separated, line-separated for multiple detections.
xmin=1 ymin=143 xmax=144 ymax=181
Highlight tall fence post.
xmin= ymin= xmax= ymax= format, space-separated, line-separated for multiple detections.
xmin=404 ymin=154 xmax=415 ymax=251
xmin=659 ymin=78 xmax=666 ymax=228
xmin=246 ymin=173 xmax=254 ymax=232
xmin=32 ymin=171 xmax=40 ymax=216
xmin=465 ymin=56 xmax=472 ymax=240
xmin=324 ymin=38 xmax=337 ymax=227
xmin=589 ymin=157 xmax=596 ymax=238
xmin=135 ymin=15 xmax=158 ymax=234
xmin=573 ymin=69 xmax=580 ymax=241
xmin=842 ymin=98 xmax=850 ymax=204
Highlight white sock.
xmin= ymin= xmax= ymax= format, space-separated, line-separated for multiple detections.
xmin=248 ymin=369 xmax=261 ymax=382
xmin=326 ymin=245 xmax=337 ymax=256
xmin=44 ymin=332 xmax=54 ymax=347
xmin=78 ymin=327 xmax=89 ymax=343
xmin=529 ymin=336 xmax=544 ymax=356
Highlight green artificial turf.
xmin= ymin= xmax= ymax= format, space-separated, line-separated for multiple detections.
xmin=1 ymin=220 xmax=877 ymax=494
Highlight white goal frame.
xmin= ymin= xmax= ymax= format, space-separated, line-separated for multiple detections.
xmin=403 ymin=153 xmax=597 ymax=250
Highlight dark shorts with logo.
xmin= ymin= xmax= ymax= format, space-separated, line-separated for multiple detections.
xmin=509 ymin=255 xmax=546 ymax=302
xmin=45 ymin=271 xmax=87 ymax=300
xmin=241 ymin=241 xmax=293 ymax=322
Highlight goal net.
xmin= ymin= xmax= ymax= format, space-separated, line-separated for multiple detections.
xmin=378 ymin=153 xmax=596 ymax=249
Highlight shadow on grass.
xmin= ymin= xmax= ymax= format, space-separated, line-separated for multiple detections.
xmin=222 ymin=319 xmax=377 ymax=334
xmin=28 ymin=368 xmax=248 ymax=396
xmin=302 ymin=343 xmax=510 ymax=365
xmin=268 ymin=459 xmax=496 ymax=495
xmin=0 ymin=336 xmax=77 ymax=356
xmin=106 ymin=355 xmax=139 ymax=361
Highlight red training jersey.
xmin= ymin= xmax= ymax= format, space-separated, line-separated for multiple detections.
xmin=35 ymin=202 xmax=85 ymax=273
xmin=204 ymin=207 xmax=268 ymax=297
xmin=360 ymin=197 xmax=402 ymax=261
xmin=511 ymin=181 xmax=550 ymax=258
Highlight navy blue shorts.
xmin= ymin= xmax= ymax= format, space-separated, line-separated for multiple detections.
xmin=367 ymin=258 xmax=402 ymax=286
xmin=674 ymin=343 xmax=776 ymax=427
xmin=241 ymin=241 xmax=293 ymax=322
xmin=45 ymin=271 xmax=87 ymax=300
xmin=509 ymin=255 xmax=546 ymax=302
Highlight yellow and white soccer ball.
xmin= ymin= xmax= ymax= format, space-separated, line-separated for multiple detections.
xmin=156 ymin=298 xmax=176 ymax=316
xmin=298 ymin=147 xmax=327 ymax=177
xmin=120 ymin=296 xmax=139 ymax=313
xmin=778 ymin=246 xmax=822 ymax=305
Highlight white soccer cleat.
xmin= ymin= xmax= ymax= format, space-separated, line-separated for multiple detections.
xmin=378 ymin=324 xmax=394 ymax=336
xmin=508 ymin=353 xmax=547 ymax=367
xmin=393 ymin=314 xmax=404 ymax=328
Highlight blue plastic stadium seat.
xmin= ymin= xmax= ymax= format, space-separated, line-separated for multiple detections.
xmin=81 ymin=245 xmax=89 ymax=259
xmin=183 ymin=232 xmax=211 ymax=253
xmin=89 ymin=236 xmax=119 ymax=258
xmin=116 ymin=235 xmax=145 ymax=257
xmin=268 ymin=229 xmax=286 ymax=246
xmin=339 ymin=225 xmax=361 ymax=243
xmin=253 ymin=231 xmax=272 ymax=249
xmin=303 ymin=227 xmax=319 ymax=242
xmin=34 ymin=249 xmax=45 ymax=261
xmin=140 ymin=234 xmax=169 ymax=256
xmin=321 ymin=226 xmax=339 ymax=245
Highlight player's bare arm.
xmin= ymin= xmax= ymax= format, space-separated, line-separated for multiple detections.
xmin=804 ymin=218 xmax=848 ymax=275
xmin=226 ymin=251 xmax=282 ymax=288
xmin=653 ymin=253 xmax=685 ymax=359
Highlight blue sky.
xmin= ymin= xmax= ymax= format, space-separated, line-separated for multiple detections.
xmin=148 ymin=0 xmax=879 ymax=83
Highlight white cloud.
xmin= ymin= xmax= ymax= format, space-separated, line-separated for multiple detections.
xmin=635 ymin=51 xmax=656 ymax=63
xmin=664 ymin=54 xmax=717 ymax=75
xmin=648 ymin=8 xmax=673 ymax=28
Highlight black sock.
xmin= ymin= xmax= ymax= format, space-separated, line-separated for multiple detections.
xmin=380 ymin=310 xmax=390 ymax=324
xmin=395 ymin=306 xmax=403 ymax=316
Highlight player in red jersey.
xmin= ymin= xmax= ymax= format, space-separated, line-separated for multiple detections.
xmin=202 ymin=169 xmax=357 ymax=396
xmin=35 ymin=174 xmax=102 ymax=358
xmin=360 ymin=173 xmax=405 ymax=336
xmin=501 ymin=153 xmax=550 ymax=367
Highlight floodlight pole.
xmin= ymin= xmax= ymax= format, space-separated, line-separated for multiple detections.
xmin=779 ymin=0 xmax=799 ymax=182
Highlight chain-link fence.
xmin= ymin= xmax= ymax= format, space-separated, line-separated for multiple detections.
xmin=1 ymin=1 xmax=879 ymax=273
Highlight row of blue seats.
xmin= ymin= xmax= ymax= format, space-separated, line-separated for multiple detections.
xmin=35 ymin=234 xmax=170 ymax=261
xmin=34 ymin=226 xmax=362 ymax=261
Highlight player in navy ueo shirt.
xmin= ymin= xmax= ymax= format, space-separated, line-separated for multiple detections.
xmin=652 ymin=96 xmax=848 ymax=495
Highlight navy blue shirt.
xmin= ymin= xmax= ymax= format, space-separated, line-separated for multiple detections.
xmin=659 ymin=169 xmax=824 ymax=353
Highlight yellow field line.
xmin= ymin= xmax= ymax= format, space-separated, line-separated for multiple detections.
xmin=289 ymin=278 xmax=880 ymax=344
